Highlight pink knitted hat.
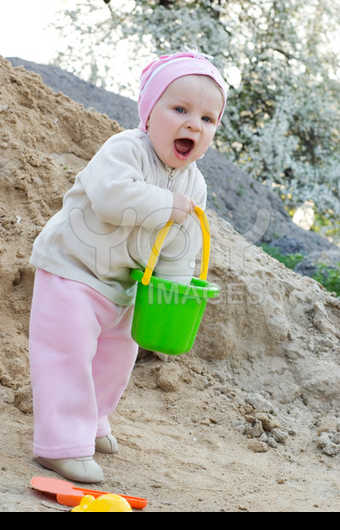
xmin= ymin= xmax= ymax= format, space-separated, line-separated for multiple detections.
xmin=138 ymin=51 xmax=227 ymax=132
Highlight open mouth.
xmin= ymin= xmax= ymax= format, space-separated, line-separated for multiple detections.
xmin=174 ymin=138 xmax=195 ymax=159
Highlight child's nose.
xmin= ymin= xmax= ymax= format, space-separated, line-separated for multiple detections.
xmin=185 ymin=115 xmax=201 ymax=132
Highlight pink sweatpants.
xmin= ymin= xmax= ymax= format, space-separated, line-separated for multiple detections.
xmin=29 ymin=269 xmax=138 ymax=459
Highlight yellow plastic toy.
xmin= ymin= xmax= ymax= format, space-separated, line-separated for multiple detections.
xmin=71 ymin=493 xmax=133 ymax=512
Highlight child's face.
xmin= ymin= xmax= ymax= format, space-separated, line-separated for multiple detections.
xmin=147 ymin=75 xmax=224 ymax=169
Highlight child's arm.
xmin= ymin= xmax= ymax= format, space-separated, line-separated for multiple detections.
xmin=77 ymin=135 xmax=173 ymax=232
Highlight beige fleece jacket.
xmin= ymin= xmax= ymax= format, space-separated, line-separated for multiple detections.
xmin=30 ymin=128 xmax=207 ymax=306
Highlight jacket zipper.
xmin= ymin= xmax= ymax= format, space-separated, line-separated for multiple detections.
xmin=167 ymin=168 xmax=176 ymax=190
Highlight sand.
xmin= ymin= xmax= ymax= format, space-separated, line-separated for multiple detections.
xmin=0 ymin=56 xmax=339 ymax=512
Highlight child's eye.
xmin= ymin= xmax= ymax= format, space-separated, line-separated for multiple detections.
xmin=202 ymin=116 xmax=213 ymax=123
xmin=174 ymin=106 xmax=186 ymax=114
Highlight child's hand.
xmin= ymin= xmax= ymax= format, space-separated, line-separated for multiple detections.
xmin=170 ymin=193 xmax=195 ymax=224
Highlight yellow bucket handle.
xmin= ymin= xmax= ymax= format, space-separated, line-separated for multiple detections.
xmin=141 ymin=205 xmax=210 ymax=286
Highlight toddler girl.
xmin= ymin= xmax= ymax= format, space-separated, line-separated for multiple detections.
xmin=29 ymin=51 xmax=227 ymax=482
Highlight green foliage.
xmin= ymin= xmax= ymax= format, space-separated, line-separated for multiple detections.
xmin=312 ymin=263 xmax=340 ymax=297
xmin=261 ymin=244 xmax=304 ymax=270
xmin=312 ymin=212 xmax=340 ymax=246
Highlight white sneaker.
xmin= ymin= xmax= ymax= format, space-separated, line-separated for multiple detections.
xmin=95 ymin=434 xmax=119 ymax=454
xmin=36 ymin=456 xmax=104 ymax=483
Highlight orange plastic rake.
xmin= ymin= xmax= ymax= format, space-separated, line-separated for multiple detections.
xmin=31 ymin=476 xmax=148 ymax=510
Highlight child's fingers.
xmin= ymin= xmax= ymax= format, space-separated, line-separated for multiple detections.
xmin=170 ymin=194 xmax=196 ymax=224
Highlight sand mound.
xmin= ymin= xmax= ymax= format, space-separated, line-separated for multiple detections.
xmin=0 ymin=56 xmax=120 ymax=395
xmin=0 ymin=56 xmax=339 ymax=512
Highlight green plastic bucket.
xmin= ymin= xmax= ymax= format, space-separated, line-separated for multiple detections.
xmin=130 ymin=207 xmax=220 ymax=356
xmin=130 ymin=270 xmax=219 ymax=355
